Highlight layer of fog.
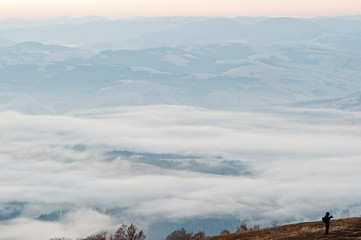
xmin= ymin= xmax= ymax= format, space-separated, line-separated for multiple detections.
xmin=1 ymin=105 xmax=361 ymax=239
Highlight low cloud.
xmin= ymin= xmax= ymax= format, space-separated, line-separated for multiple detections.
xmin=0 ymin=208 xmax=115 ymax=240
xmin=1 ymin=105 xmax=361 ymax=239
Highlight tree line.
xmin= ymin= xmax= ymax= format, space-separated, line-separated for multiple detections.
xmin=50 ymin=222 xmax=262 ymax=240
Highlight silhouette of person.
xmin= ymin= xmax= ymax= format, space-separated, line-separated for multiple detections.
xmin=323 ymin=212 xmax=333 ymax=234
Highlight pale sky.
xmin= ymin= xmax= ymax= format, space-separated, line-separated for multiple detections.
xmin=0 ymin=0 xmax=360 ymax=19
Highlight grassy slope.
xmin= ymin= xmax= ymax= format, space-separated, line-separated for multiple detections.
xmin=205 ymin=218 xmax=361 ymax=240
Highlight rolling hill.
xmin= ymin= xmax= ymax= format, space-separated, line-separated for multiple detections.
xmin=206 ymin=217 xmax=361 ymax=240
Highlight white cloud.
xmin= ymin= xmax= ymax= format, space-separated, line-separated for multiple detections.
xmin=0 ymin=209 xmax=115 ymax=240
xmin=1 ymin=105 xmax=361 ymax=239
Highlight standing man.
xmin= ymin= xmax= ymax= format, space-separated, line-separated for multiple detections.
xmin=322 ymin=212 xmax=333 ymax=234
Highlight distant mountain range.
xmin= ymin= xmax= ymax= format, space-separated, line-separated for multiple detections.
xmin=1 ymin=41 xmax=361 ymax=113
xmin=1 ymin=16 xmax=361 ymax=50
xmin=1 ymin=16 xmax=361 ymax=113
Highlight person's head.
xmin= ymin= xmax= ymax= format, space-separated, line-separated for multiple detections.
xmin=326 ymin=212 xmax=330 ymax=216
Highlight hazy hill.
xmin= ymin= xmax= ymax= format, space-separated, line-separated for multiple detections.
xmin=0 ymin=36 xmax=14 ymax=46
xmin=119 ymin=18 xmax=246 ymax=49
xmin=0 ymin=17 xmax=208 ymax=48
xmin=1 ymin=38 xmax=361 ymax=113
xmin=0 ymin=41 xmax=92 ymax=64
xmin=244 ymin=17 xmax=333 ymax=43
xmin=206 ymin=217 xmax=361 ymax=240
xmin=118 ymin=17 xmax=334 ymax=49
xmin=1 ymin=16 xmax=361 ymax=114
xmin=0 ymin=16 xmax=344 ymax=50
xmin=310 ymin=31 xmax=361 ymax=54
xmin=295 ymin=92 xmax=361 ymax=111
xmin=311 ymin=16 xmax=361 ymax=34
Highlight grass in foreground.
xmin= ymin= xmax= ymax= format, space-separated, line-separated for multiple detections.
xmin=205 ymin=217 xmax=361 ymax=240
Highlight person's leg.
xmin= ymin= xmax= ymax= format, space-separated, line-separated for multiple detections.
xmin=325 ymin=223 xmax=329 ymax=234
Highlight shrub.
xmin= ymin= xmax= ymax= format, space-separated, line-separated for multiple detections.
xmin=191 ymin=231 xmax=206 ymax=239
xmin=110 ymin=224 xmax=146 ymax=240
xmin=219 ymin=229 xmax=230 ymax=235
xmin=252 ymin=224 xmax=260 ymax=230
xmin=236 ymin=223 xmax=248 ymax=232
xmin=166 ymin=228 xmax=192 ymax=240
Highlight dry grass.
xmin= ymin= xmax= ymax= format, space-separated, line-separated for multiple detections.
xmin=205 ymin=218 xmax=361 ymax=240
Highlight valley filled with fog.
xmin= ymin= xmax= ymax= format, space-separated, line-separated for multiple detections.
xmin=1 ymin=16 xmax=361 ymax=240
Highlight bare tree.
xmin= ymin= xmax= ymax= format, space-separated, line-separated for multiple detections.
xmin=219 ymin=229 xmax=230 ymax=235
xmin=51 ymin=224 xmax=145 ymax=240
xmin=271 ymin=220 xmax=279 ymax=227
xmin=236 ymin=223 xmax=248 ymax=232
xmin=82 ymin=231 xmax=108 ymax=240
xmin=252 ymin=224 xmax=260 ymax=230
xmin=110 ymin=224 xmax=146 ymax=240
xmin=191 ymin=231 xmax=206 ymax=239
xmin=166 ymin=228 xmax=192 ymax=240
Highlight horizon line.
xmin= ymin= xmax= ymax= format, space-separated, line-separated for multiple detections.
xmin=1 ymin=13 xmax=361 ymax=21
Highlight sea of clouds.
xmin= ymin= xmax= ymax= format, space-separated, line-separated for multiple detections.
xmin=1 ymin=105 xmax=361 ymax=239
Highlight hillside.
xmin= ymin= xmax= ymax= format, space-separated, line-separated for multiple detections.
xmin=206 ymin=218 xmax=361 ymax=240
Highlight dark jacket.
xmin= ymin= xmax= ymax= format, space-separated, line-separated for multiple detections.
xmin=324 ymin=213 xmax=333 ymax=224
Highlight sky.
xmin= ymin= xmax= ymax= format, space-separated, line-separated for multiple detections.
xmin=0 ymin=0 xmax=360 ymax=19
